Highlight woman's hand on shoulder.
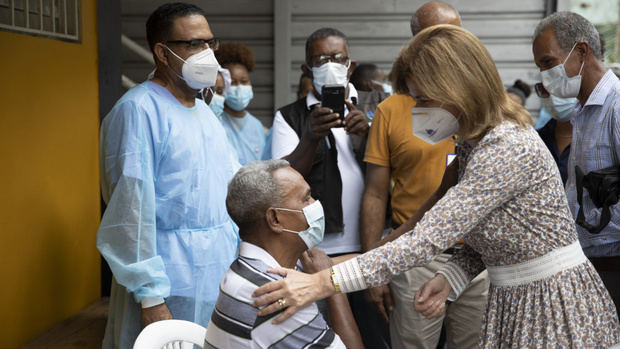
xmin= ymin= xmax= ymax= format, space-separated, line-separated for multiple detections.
xmin=252 ymin=266 xmax=335 ymax=324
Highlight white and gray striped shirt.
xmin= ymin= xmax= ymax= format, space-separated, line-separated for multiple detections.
xmin=204 ymin=242 xmax=345 ymax=348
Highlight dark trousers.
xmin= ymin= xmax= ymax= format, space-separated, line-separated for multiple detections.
xmin=317 ymin=291 xmax=391 ymax=349
xmin=590 ymin=256 xmax=620 ymax=314
xmin=348 ymin=290 xmax=391 ymax=349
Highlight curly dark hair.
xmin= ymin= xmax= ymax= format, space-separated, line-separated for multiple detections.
xmin=215 ymin=42 xmax=256 ymax=72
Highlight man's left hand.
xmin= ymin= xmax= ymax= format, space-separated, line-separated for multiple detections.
xmin=343 ymin=101 xmax=369 ymax=138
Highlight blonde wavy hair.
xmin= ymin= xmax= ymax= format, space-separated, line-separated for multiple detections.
xmin=391 ymin=25 xmax=532 ymax=140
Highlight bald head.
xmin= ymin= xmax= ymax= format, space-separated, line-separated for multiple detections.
xmin=410 ymin=1 xmax=461 ymax=36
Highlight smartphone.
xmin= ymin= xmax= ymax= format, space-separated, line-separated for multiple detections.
xmin=321 ymin=85 xmax=345 ymax=127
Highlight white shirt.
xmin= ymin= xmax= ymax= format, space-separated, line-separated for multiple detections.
xmin=271 ymin=84 xmax=364 ymax=255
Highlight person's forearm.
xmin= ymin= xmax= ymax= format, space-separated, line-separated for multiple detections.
xmin=375 ymin=190 xmax=442 ymax=248
xmin=376 ymin=159 xmax=459 ymax=249
xmin=326 ymin=294 xmax=364 ymax=348
xmin=283 ymin=133 xmax=320 ymax=177
xmin=331 ymin=253 xmax=360 ymax=265
xmin=360 ymin=190 xmax=389 ymax=252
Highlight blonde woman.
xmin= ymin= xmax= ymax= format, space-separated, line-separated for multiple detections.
xmin=252 ymin=25 xmax=620 ymax=347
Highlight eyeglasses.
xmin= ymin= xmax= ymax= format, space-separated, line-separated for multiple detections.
xmin=165 ymin=37 xmax=220 ymax=51
xmin=534 ymin=83 xmax=550 ymax=98
xmin=310 ymin=53 xmax=350 ymax=67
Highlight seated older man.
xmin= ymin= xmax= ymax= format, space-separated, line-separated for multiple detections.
xmin=204 ymin=160 xmax=363 ymax=348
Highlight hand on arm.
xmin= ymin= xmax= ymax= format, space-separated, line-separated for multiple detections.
xmin=301 ymin=249 xmax=364 ymax=349
xmin=414 ymin=274 xmax=451 ymax=319
xmin=252 ymin=267 xmax=336 ymax=324
xmin=283 ymin=106 xmax=341 ymax=176
xmin=436 ymin=244 xmax=486 ymax=301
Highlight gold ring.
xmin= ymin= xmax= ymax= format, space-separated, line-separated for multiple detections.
xmin=277 ymin=298 xmax=287 ymax=308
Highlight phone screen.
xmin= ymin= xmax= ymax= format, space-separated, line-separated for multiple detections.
xmin=321 ymin=85 xmax=345 ymax=127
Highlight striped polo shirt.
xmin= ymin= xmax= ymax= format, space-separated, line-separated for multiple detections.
xmin=204 ymin=242 xmax=345 ymax=348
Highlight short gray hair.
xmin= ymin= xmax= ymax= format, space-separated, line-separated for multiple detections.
xmin=534 ymin=11 xmax=602 ymax=60
xmin=226 ymin=159 xmax=290 ymax=232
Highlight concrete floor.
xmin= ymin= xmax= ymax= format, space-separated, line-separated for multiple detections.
xmin=22 ymin=298 xmax=108 ymax=348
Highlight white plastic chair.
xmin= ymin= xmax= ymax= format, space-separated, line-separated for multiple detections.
xmin=133 ymin=319 xmax=207 ymax=349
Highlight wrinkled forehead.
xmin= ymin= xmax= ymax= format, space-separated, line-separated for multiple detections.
xmin=168 ymin=14 xmax=212 ymax=40
xmin=533 ymin=27 xmax=567 ymax=61
xmin=309 ymin=35 xmax=348 ymax=58
xmin=273 ymin=167 xmax=310 ymax=199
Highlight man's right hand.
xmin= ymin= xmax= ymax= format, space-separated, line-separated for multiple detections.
xmin=141 ymin=303 xmax=173 ymax=329
xmin=364 ymin=284 xmax=393 ymax=322
xmin=309 ymin=106 xmax=342 ymax=139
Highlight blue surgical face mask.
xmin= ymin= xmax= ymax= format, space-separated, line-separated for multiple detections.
xmin=225 ymin=85 xmax=254 ymax=111
xmin=372 ymin=80 xmax=393 ymax=95
xmin=541 ymin=95 xmax=578 ymax=121
xmin=209 ymin=93 xmax=225 ymax=118
xmin=540 ymin=43 xmax=584 ymax=98
xmin=275 ymin=200 xmax=325 ymax=249
xmin=382 ymin=83 xmax=393 ymax=95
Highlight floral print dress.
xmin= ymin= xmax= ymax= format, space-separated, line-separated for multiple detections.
xmin=343 ymin=121 xmax=620 ymax=348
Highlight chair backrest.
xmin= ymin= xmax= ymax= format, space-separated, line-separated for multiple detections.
xmin=133 ymin=319 xmax=207 ymax=349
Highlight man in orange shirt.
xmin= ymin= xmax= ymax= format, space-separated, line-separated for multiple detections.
xmin=360 ymin=2 xmax=489 ymax=348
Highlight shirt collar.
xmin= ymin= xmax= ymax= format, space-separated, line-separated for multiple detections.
xmin=239 ymin=241 xmax=282 ymax=268
xmin=584 ymin=69 xmax=619 ymax=107
xmin=305 ymin=83 xmax=358 ymax=110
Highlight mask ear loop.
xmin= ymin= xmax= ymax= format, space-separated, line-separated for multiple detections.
xmin=202 ymin=87 xmax=215 ymax=102
xmin=562 ymin=42 xmax=578 ymax=65
xmin=577 ymin=59 xmax=585 ymax=76
xmin=161 ymin=44 xmax=187 ymax=81
xmin=274 ymin=207 xmax=303 ymax=214
xmin=272 ymin=208 xmax=305 ymax=234
xmin=565 ymin=42 xmax=586 ymax=78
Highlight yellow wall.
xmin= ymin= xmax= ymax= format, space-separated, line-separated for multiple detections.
xmin=0 ymin=0 xmax=101 ymax=347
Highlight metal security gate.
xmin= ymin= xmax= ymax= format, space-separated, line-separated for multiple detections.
xmin=121 ymin=0 xmax=553 ymax=125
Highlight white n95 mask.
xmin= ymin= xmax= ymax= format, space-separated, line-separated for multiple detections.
xmin=541 ymin=95 xmax=578 ymax=122
xmin=540 ymin=43 xmax=584 ymax=98
xmin=275 ymin=200 xmax=325 ymax=249
xmin=312 ymin=62 xmax=349 ymax=95
xmin=411 ymin=107 xmax=459 ymax=144
xmin=165 ymin=47 xmax=220 ymax=89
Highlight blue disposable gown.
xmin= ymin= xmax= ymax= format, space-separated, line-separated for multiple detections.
xmin=97 ymin=81 xmax=240 ymax=348
xmin=219 ymin=111 xmax=269 ymax=165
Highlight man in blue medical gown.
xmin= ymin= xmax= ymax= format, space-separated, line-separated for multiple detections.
xmin=97 ymin=3 xmax=240 ymax=348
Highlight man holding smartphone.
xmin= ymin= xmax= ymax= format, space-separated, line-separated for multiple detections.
xmin=271 ymin=28 xmax=386 ymax=347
